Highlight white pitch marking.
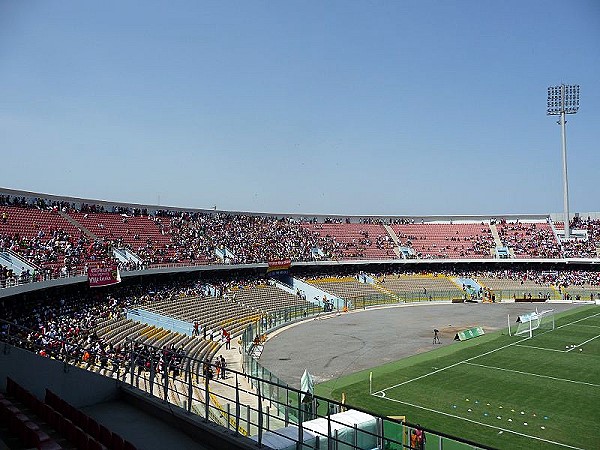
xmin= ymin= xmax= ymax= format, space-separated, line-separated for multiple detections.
xmin=379 ymin=310 xmax=600 ymax=393
xmin=514 ymin=344 xmax=565 ymax=353
xmin=378 ymin=336 xmax=530 ymax=391
xmin=462 ymin=362 xmax=600 ymax=388
xmin=376 ymin=396 xmax=585 ymax=450
xmin=572 ymin=323 xmax=600 ymax=329
xmin=566 ymin=333 xmax=600 ymax=352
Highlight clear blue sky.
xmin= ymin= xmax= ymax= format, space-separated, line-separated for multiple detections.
xmin=1 ymin=1 xmax=598 ymax=216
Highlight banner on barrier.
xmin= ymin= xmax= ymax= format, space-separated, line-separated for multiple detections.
xmin=88 ymin=266 xmax=121 ymax=287
xmin=454 ymin=326 xmax=485 ymax=341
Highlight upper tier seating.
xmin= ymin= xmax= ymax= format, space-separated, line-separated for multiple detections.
xmin=300 ymin=223 xmax=396 ymax=260
xmin=1 ymin=191 xmax=599 ymax=276
xmin=0 ymin=206 xmax=113 ymax=276
xmin=391 ymin=223 xmax=495 ymax=259
xmin=496 ymin=222 xmax=561 ymax=258
xmin=69 ymin=212 xmax=176 ymax=265
xmin=168 ymin=213 xmax=324 ymax=264
xmin=555 ymin=218 xmax=600 ymax=258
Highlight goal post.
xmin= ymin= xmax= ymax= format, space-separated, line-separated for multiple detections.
xmin=509 ymin=309 xmax=555 ymax=338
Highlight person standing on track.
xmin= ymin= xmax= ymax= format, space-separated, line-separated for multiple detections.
xmin=433 ymin=328 xmax=441 ymax=344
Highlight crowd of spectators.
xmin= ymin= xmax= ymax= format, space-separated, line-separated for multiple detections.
xmin=167 ymin=212 xmax=332 ymax=264
xmin=475 ymin=268 xmax=600 ymax=289
xmin=0 ymin=276 xmax=227 ymax=373
xmin=1 ymin=193 xmax=599 ymax=284
xmin=561 ymin=217 xmax=600 ymax=258
xmin=2 ymin=265 xmax=600 ymax=379
xmin=497 ymin=221 xmax=562 ymax=258
xmin=396 ymin=226 xmax=494 ymax=259
xmin=0 ymin=229 xmax=107 ymax=272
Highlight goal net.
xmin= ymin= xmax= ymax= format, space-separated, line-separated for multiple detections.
xmin=509 ymin=309 xmax=555 ymax=338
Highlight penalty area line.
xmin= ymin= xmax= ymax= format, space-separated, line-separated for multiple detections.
xmin=514 ymin=344 xmax=565 ymax=353
xmin=377 ymin=395 xmax=584 ymax=450
xmin=378 ymin=310 xmax=600 ymax=395
xmin=462 ymin=362 xmax=600 ymax=388
xmin=376 ymin=334 xmax=530 ymax=393
xmin=566 ymin=333 xmax=600 ymax=352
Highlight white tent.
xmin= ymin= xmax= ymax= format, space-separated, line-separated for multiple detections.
xmin=302 ymin=409 xmax=378 ymax=450
xmin=251 ymin=425 xmax=318 ymax=450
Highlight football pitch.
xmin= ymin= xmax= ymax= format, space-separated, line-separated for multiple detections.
xmin=316 ymin=305 xmax=600 ymax=450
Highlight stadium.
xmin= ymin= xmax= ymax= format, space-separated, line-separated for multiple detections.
xmin=2 ymin=3 xmax=599 ymax=450
xmin=1 ymin=187 xmax=599 ymax=450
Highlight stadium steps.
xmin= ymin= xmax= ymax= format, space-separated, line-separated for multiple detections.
xmin=383 ymin=225 xmax=402 ymax=258
xmin=57 ymin=210 xmax=99 ymax=241
xmin=371 ymin=282 xmax=400 ymax=301
xmin=449 ymin=277 xmax=466 ymax=291
xmin=489 ymin=223 xmax=503 ymax=247
xmin=551 ymin=284 xmax=562 ymax=298
xmin=308 ymin=276 xmax=356 ymax=284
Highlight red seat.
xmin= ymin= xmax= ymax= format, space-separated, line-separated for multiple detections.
xmin=88 ymin=438 xmax=105 ymax=450
xmin=98 ymin=424 xmax=112 ymax=447
xmin=86 ymin=417 xmax=101 ymax=440
xmin=10 ymin=411 xmax=30 ymax=436
xmin=45 ymin=389 xmax=60 ymax=409
xmin=46 ymin=407 xmax=62 ymax=430
xmin=110 ymin=433 xmax=125 ymax=450
xmin=74 ymin=409 xmax=88 ymax=430
xmin=58 ymin=416 xmax=77 ymax=443
xmin=75 ymin=426 xmax=90 ymax=450
xmin=123 ymin=440 xmax=137 ymax=450
xmin=22 ymin=421 xmax=43 ymax=446
xmin=6 ymin=376 xmax=17 ymax=396
xmin=38 ymin=438 xmax=64 ymax=450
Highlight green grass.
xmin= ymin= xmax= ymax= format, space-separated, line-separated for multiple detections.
xmin=316 ymin=305 xmax=600 ymax=450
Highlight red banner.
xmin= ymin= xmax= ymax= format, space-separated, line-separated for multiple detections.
xmin=88 ymin=266 xmax=121 ymax=287
xmin=267 ymin=259 xmax=291 ymax=273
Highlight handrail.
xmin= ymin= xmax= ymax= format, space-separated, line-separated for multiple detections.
xmin=0 ymin=317 xmax=494 ymax=450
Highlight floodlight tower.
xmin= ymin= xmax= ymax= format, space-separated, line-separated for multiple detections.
xmin=547 ymin=84 xmax=580 ymax=239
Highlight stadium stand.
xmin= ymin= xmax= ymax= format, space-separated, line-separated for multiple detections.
xmin=2 ymin=190 xmax=600 ymax=280
xmin=307 ymin=276 xmax=389 ymax=301
xmin=391 ymin=223 xmax=495 ymax=259
xmin=0 ymin=205 xmax=111 ymax=277
xmin=379 ymin=273 xmax=463 ymax=296
xmin=555 ymin=217 xmax=600 ymax=258
xmin=300 ymin=222 xmax=396 ymax=260
xmin=2 ymin=188 xmax=600 ymax=449
xmin=69 ymin=211 xmax=175 ymax=266
xmin=496 ymin=220 xmax=561 ymax=258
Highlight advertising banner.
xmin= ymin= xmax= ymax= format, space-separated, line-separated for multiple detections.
xmin=267 ymin=259 xmax=291 ymax=275
xmin=88 ymin=266 xmax=121 ymax=288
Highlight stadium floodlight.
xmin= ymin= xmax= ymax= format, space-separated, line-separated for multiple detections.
xmin=547 ymin=84 xmax=580 ymax=239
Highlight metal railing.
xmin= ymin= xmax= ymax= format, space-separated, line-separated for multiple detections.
xmin=0 ymin=318 xmax=492 ymax=449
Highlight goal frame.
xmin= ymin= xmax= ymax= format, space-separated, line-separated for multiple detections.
xmin=508 ymin=309 xmax=555 ymax=338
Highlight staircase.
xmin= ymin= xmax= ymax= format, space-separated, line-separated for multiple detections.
xmin=383 ymin=224 xmax=402 ymax=258
xmin=371 ymin=282 xmax=400 ymax=301
xmin=58 ymin=211 xmax=99 ymax=241
xmin=0 ymin=249 xmax=41 ymax=275
xmin=489 ymin=224 xmax=503 ymax=247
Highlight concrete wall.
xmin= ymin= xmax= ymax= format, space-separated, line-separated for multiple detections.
xmin=0 ymin=343 xmax=118 ymax=408
xmin=0 ymin=276 xmax=86 ymax=299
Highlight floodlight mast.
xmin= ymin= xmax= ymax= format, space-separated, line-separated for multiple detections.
xmin=547 ymin=84 xmax=579 ymax=239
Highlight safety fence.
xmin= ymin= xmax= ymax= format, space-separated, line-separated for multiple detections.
xmin=0 ymin=319 xmax=492 ymax=449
